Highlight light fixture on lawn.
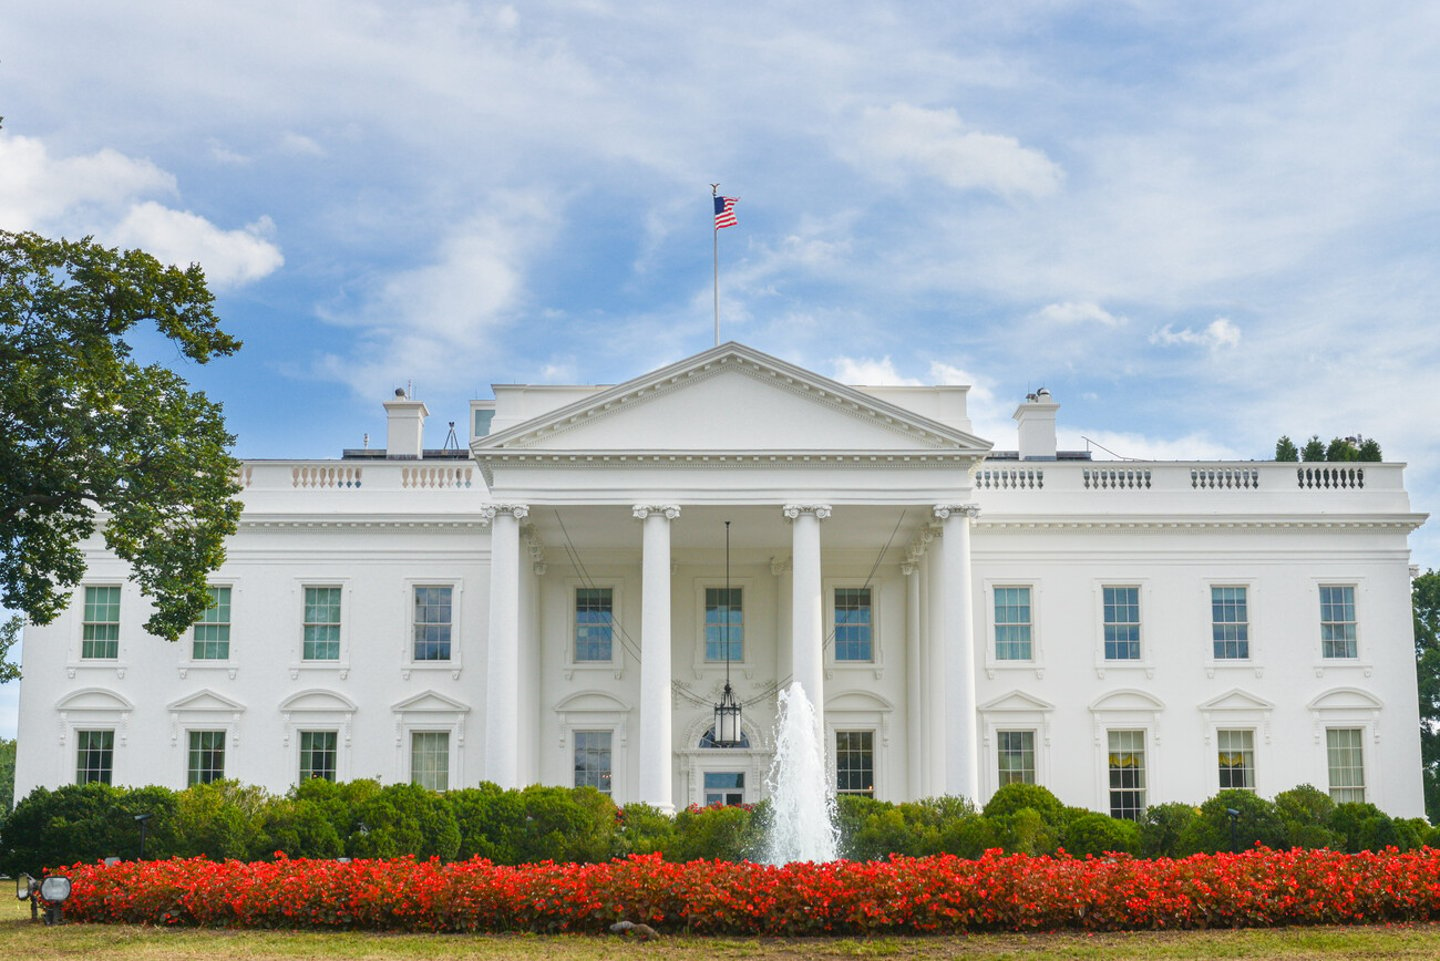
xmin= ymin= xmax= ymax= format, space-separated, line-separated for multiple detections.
xmin=712 ymin=520 xmax=743 ymax=748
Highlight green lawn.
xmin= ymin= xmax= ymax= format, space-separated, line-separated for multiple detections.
xmin=5 ymin=897 xmax=1440 ymax=961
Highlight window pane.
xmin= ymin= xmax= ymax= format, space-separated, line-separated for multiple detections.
xmin=192 ymin=586 xmax=232 ymax=660
xmin=412 ymin=586 xmax=452 ymax=660
xmin=187 ymin=730 xmax=226 ymax=786
xmin=411 ymin=731 xmax=449 ymax=791
xmin=1217 ymin=729 xmax=1255 ymax=790
xmin=75 ymin=730 xmax=114 ymax=785
xmin=1326 ymin=728 xmax=1365 ymax=803
xmin=997 ymin=730 xmax=1036 ymax=785
xmin=705 ymin=588 xmax=744 ymax=662
xmin=82 ymin=586 xmax=121 ymax=659
xmin=1103 ymin=587 xmax=1141 ymax=660
xmin=834 ymin=588 xmax=873 ymax=661
xmin=575 ymin=587 xmax=614 ymax=661
xmin=703 ymin=771 xmax=745 ymax=806
xmin=994 ymin=587 xmax=1033 ymax=660
xmin=836 ymin=730 xmax=875 ymax=796
xmin=574 ymin=730 xmax=613 ymax=794
xmin=303 ymin=587 xmax=342 ymax=660
xmin=299 ymin=730 xmax=338 ymax=782
xmin=1211 ymin=586 xmax=1249 ymax=660
xmin=1320 ymin=586 xmax=1357 ymax=659
xmin=1107 ymin=729 xmax=1146 ymax=820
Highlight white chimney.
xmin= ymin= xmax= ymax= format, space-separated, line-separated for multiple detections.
xmin=1013 ymin=388 xmax=1059 ymax=460
xmin=384 ymin=389 xmax=429 ymax=459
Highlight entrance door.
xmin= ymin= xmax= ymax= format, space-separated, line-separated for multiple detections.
xmin=703 ymin=771 xmax=745 ymax=806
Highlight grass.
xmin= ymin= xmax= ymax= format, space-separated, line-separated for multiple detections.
xmin=6 ymin=898 xmax=1440 ymax=960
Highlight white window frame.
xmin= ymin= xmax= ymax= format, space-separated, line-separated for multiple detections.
xmin=833 ymin=728 xmax=878 ymax=798
xmin=1215 ymin=728 xmax=1257 ymax=792
xmin=1324 ymin=727 xmax=1367 ymax=804
xmin=979 ymin=691 xmax=1054 ymax=800
xmin=293 ymin=579 xmax=352 ymax=679
xmin=56 ymin=688 xmax=134 ymax=786
xmin=408 ymin=730 xmax=452 ymax=791
xmin=1199 ymin=689 xmax=1274 ymax=795
xmin=1092 ymin=580 xmax=1153 ymax=678
xmin=984 ymin=580 xmax=1042 ymax=676
xmin=280 ymin=689 xmax=357 ymax=786
xmin=1316 ymin=580 xmax=1363 ymax=663
xmin=824 ymin=579 xmax=882 ymax=670
xmin=185 ymin=728 xmax=229 ymax=786
xmin=74 ymin=727 xmax=117 ymax=785
xmin=68 ymin=583 xmax=129 ymax=678
xmin=692 ymin=577 xmax=755 ymax=675
xmin=1307 ymin=686 xmax=1382 ymax=807
xmin=1105 ymin=728 xmax=1149 ymax=821
xmin=700 ymin=768 xmax=749 ymax=806
xmin=557 ymin=698 xmax=629 ymax=801
xmin=403 ymin=579 xmax=463 ymax=674
xmin=566 ymin=578 xmax=626 ymax=671
xmin=392 ymin=690 xmax=469 ymax=789
xmin=572 ymin=728 xmax=616 ymax=795
xmin=180 ymin=581 xmax=239 ymax=678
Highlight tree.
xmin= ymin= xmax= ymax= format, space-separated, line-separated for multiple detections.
xmin=1 ymin=231 xmax=243 ymax=641
xmin=0 ymin=615 xmax=20 ymax=682
xmin=1301 ymin=435 xmax=1327 ymax=461
xmin=1274 ymin=436 xmax=1299 ymax=461
xmin=1326 ymin=436 xmax=1361 ymax=462
xmin=1414 ymin=569 xmax=1440 ymax=822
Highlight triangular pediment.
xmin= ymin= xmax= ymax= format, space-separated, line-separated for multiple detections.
xmin=391 ymin=690 xmax=470 ymax=714
xmin=474 ymin=343 xmax=992 ymax=456
xmin=1198 ymin=688 xmax=1275 ymax=713
xmin=168 ymin=689 xmax=247 ymax=714
xmin=980 ymin=690 xmax=1056 ymax=713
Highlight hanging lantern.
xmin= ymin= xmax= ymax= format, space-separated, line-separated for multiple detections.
xmin=713 ymin=680 xmax=743 ymax=748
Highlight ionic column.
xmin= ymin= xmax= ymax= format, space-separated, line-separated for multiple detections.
xmin=935 ymin=503 xmax=980 ymax=800
xmin=483 ymin=503 xmax=528 ymax=789
xmin=903 ymin=561 xmax=923 ymax=801
xmin=783 ymin=504 xmax=830 ymax=737
xmin=634 ymin=504 xmax=680 ymax=813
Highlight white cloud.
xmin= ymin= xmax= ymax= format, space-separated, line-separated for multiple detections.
xmin=0 ymin=132 xmax=282 ymax=289
xmin=1150 ymin=318 xmax=1242 ymax=350
xmin=832 ymin=356 xmax=921 ymax=386
xmin=1035 ymin=302 xmax=1126 ymax=327
xmin=844 ymin=103 xmax=1064 ymax=198
xmin=1060 ymin=429 xmax=1243 ymax=462
xmin=277 ymin=132 xmax=326 ymax=157
xmin=111 ymin=203 xmax=283 ymax=290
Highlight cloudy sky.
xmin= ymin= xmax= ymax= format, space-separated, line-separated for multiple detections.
xmin=4 ymin=1 xmax=1439 ymax=734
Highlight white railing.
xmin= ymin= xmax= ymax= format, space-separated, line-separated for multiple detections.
xmin=1083 ymin=467 xmax=1152 ymax=490
xmin=1296 ymin=465 xmax=1365 ymax=489
xmin=1191 ymin=467 xmax=1260 ymax=489
xmin=402 ymin=466 xmax=475 ymax=489
xmin=975 ymin=468 xmax=1044 ymax=490
xmin=292 ymin=465 xmax=364 ymax=489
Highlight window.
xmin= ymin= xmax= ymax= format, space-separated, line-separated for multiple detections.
xmin=187 ymin=730 xmax=226 ymax=786
xmin=1320 ymin=585 xmax=1357 ymax=659
xmin=994 ymin=587 xmax=1033 ymax=660
xmin=703 ymin=772 xmax=745 ymax=806
xmin=573 ymin=730 xmax=613 ymax=794
xmin=75 ymin=730 xmax=114 ymax=785
xmin=410 ymin=731 xmax=449 ymax=791
xmin=575 ymin=588 xmax=614 ymax=662
xmin=1211 ymin=586 xmax=1249 ymax=660
xmin=303 ymin=587 xmax=342 ymax=661
xmin=833 ymin=588 xmax=873 ymax=661
xmin=1326 ymin=728 xmax=1365 ymax=802
xmin=299 ymin=730 xmax=338 ymax=782
xmin=997 ymin=730 xmax=1036 ymax=785
xmin=1217 ymin=729 xmax=1255 ymax=790
xmin=1107 ymin=730 xmax=1146 ymax=820
xmin=1103 ymin=587 xmax=1141 ymax=660
xmin=82 ymin=586 xmax=121 ymax=659
xmin=192 ymin=586 xmax=231 ymax=660
xmin=705 ymin=588 xmax=743 ymax=662
xmin=412 ymin=586 xmax=452 ymax=661
xmin=835 ymin=730 xmax=875 ymax=796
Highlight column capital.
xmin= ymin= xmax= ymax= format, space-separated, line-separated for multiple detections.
xmin=482 ymin=503 xmax=529 ymax=522
xmin=933 ymin=503 xmax=980 ymax=521
xmin=632 ymin=504 xmax=681 ymax=521
xmin=901 ymin=562 xmax=918 ymax=577
xmin=782 ymin=504 xmax=832 ymax=521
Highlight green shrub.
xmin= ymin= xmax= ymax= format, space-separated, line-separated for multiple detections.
xmin=1060 ymin=813 xmax=1140 ymax=857
xmin=1139 ymin=802 xmax=1197 ymax=858
xmin=0 ymin=782 xmax=180 ymax=872
xmin=169 ymin=780 xmax=270 ymax=860
xmin=670 ymin=802 xmax=759 ymax=861
xmin=346 ymin=783 xmax=460 ymax=861
xmin=614 ymin=803 xmax=676 ymax=858
xmin=1177 ymin=790 xmax=1287 ymax=855
xmin=448 ymin=782 xmax=524 ymax=862
xmin=982 ymin=783 xmax=1066 ymax=826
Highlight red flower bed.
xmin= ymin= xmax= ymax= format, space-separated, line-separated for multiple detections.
xmin=54 ymin=848 xmax=1440 ymax=935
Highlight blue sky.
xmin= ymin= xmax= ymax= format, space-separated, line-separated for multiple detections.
xmin=4 ymin=1 xmax=1439 ymax=737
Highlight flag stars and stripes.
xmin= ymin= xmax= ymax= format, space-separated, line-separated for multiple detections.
xmin=714 ymin=196 xmax=739 ymax=229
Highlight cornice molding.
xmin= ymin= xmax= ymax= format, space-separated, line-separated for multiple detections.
xmin=239 ymin=516 xmax=489 ymax=531
xmin=975 ymin=515 xmax=1426 ymax=533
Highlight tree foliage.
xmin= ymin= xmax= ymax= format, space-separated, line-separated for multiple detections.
xmin=1414 ymin=569 xmax=1440 ymax=822
xmin=1274 ymin=436 xmax=1299 ymax=461
xmin=0 ymin=230 xmax=243 ymax=640
xmin=0 ymin=615 xmax=20 ymax=682
xmin=1279 ymin=434 xmax=1382 ymax=463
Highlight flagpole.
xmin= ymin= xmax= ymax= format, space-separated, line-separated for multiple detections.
xmin=711 ymin=183 xmax=720 ymax=346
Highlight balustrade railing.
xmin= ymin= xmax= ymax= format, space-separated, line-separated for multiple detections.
xmin=975 ymin=468 xmax=1044 ymax=490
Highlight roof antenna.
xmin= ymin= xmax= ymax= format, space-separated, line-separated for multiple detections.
xmin=443 ymin=421 xmax=460 ymax=450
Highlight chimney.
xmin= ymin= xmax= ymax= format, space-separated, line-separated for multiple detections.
xmin=384 ymin=388 xmax=429 ymax=459
xmin=1013 ymin=388 xmax=1059 ymax=460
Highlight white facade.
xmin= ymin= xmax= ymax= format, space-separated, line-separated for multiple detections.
xmin=14 ymin=343 xmax=1429 ymax=817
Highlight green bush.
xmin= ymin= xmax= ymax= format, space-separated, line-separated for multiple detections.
xmin=670 ymin=802 xmax=759 ymax=861
xmin=1060 ymin=813 xmax=1140 ymax=857
xmin=614 ymin=802 xmax=676 ymax=857
xmin=346 ymin=782 xmax=460 ymax=861
xmin=982 ymin=783 xmax=1066 ymax=826
xmin=1274 ymin=784 xmax=1343 ymax=850
xmin=1139 ymin=802 xmax=1197 ymax=858
xmin=1176 ymin=790 xmax=1288 ymax=855
xmin=169 ymin=780 xmax=271 ymax=860
xmin=1 ymin=782 xmax=179 ymax=872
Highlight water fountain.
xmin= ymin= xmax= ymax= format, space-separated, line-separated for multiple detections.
xmin=761 ymin=681 xmax=839 ymax=864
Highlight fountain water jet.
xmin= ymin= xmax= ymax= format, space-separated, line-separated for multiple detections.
xmin=762 ymin=681 xmax=839 ymax=864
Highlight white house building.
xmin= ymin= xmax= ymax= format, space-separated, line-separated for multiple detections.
xmin=13 ymin=342 xmax=1429 ymax=818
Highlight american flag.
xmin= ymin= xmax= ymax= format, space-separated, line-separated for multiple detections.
xmin=714 ymin=196 xmax=739 ymax=229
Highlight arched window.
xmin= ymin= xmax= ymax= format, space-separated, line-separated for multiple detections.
xmin=698 ymin=727 xmax=750 ymax=749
